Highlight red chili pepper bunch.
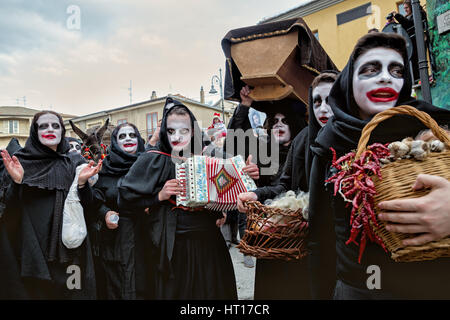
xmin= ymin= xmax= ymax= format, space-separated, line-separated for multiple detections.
xmin=326 ymin=143 xmax=391 ymax=263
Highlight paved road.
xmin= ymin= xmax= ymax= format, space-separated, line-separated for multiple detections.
xmin=229 ymin=244 xmax=255 ymax=300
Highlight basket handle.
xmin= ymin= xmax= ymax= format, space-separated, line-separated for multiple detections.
xmin=356 ymin=105 xmax=450 ymax=159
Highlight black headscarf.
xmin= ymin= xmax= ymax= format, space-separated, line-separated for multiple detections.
xmin=305 ymin=71 xmax=340 ymax=176
xmin=13 ymin=112 xmax=76 ymax=263
xmin=120 ymin=98 xmax=207 ymax=203
xmin=100 ymin=123 xmax=145 ymax=176
xmin=261 ymin=98 xmax=308 ymax=140
xmin=314 ymin=33 xmax=450 ymax=158
xmin=0 ymin=138 xmax=22 ymax=174
xmin=159 ymin=97 xmax=206 ymax=157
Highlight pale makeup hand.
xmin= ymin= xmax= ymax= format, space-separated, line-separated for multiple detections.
xmin=105 ymin=211 xmax=119 ymax=230
xmin=1 ymin=149 xmax=24 ymax=184
xmin=378 ymin=174 xmax=450 ymax=247
xmin=216 ymin=212 xmax=227 ymax=227
xmin=237 ymin=192 xmax=258 ymax=213
xmin=242 ymin=155 xmax=259 ymax=180
xmin=78 ymin=160 xmax=103 ymax=186
xmin=240 ymin=85 xmax=253 ymax=107
xmin=158 ymin=179 xmax=183 ymax=201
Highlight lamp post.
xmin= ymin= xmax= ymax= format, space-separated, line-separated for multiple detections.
xmin=411 ymin=0 xmax=432 ymax=104
xmin=209 ymin=68 xmax=225 ymax=124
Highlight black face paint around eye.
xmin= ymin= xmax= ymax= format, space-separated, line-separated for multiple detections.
xmin=358 ymin=62 xmax=382 ymax=80
xmin=388 ymin=63 xmax=405 ymax=79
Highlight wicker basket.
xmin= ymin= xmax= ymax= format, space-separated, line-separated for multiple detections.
xmin=355 ymin=105 xmax=450 ymax=262
xmin=237 ymin=201 xmax=309 ymax=261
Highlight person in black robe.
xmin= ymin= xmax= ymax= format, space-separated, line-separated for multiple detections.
xmin=308 ymin=32 xmax=450 ymax=299
xmin=226 ymin=88 xmax=307 ymax=298
xmin=0 ymin=138 xmax=22 ymax=218
xmin=117 ymin=98 xmax=237 ymax=299
xmin=78 ymin=122 xmax=152 ymax=299
xmin=66 ymin=137 xmax=83 ymax=155
xmin=0 ymin=110 xmax=101 ymax=299
xmin=236 ymin=72 xmax=338 ymax=299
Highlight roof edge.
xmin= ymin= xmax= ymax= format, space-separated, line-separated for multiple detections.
xmin=259 ymin=0 xmax=345 ymax=24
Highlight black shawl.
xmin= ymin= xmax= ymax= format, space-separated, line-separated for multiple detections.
xmin=118 ymin=98 xmax=211 ymax=278
xmin=13 ymin=120 xmax=76 ymax=263
xmin=100 ymin=125 xmax=145 ymax=176
xmin=308 ymin=41 xmax=450 ymax=299
xmin=314 ymin=53 xmax=450 ymax=158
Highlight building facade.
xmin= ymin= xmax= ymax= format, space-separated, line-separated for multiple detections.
xmin=0 ymin=106 xmax=75 ymax=148
xmin=261 ymin=0 xmax=412 ymax=70
xmin=65 ymin=94 xmax=235 ymax=143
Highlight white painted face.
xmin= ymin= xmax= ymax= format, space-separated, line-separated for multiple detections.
xmin=37 ymin=113 xmax=62 ymax=149
xmin=117 ymin=125 xmax=138 ymax=154
xmin=312 ymin=82 xmax=334 ymax=128
xmin=352 ymin=47 xmax=405 ymax=120
xmin=271 ymin=113 xmax=291 ymax=145
xmin=69 ymin=141 xmax=82 ymax=154
xmin=166 ymin=113 xmax=192 ymax=152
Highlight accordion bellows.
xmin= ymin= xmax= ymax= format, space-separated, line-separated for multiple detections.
xmin=176 ymin=155 xmax=257 ymax=211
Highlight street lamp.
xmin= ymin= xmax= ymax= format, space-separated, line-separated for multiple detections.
xmin=209 ymin=68 xmax=225 ymax=124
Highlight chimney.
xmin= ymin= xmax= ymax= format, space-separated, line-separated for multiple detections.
xmin=151 ymin=91 xmax=157 ymax=100
xmin=200 ymin=86 xmax=205 ymax=104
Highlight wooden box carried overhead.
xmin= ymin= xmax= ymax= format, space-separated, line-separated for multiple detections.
xmin=222 ymin=18 xmax=338 ymax=108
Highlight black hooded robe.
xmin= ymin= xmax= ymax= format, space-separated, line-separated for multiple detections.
xmin=78 ymin=125 xmax=152 ymax=300
xmin=0 ymin=123 xmax=96 ymax=299
xmin=226 ymin=100 xmax=308 ymax=299
xmin=118 ymin=100 xmax=237 ymax=299
xmin=308 ymin=47 xmax=450 ymax=299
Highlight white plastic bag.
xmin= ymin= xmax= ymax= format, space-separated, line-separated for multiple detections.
xmin=62 ymin=163 xmax=97 ymax=249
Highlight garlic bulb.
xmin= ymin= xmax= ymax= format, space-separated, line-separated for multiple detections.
xmin=410 ymin=140 xmax=430 ymax=161
xmin=430 ymin=139 xmax=445 ymax=152
xmin=388 ymin=141 xmax=410 ymax=159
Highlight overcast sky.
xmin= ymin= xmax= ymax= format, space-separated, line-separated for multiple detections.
xmin=0 ymin=0 xmax=312 ymax=116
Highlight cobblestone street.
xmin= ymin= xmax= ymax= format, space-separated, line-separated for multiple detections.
xmin=229 ymin=244 xmax=255 ymax=300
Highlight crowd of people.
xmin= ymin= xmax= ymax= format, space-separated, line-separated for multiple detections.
xmin=0 ymin=6 xmax=449 ymax=300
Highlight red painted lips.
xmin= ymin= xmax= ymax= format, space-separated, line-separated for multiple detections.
xmin=123 ymin=143 xmax=136 ymax=148
xmin=41 ymin=134 xmax=56 ymax=139
xmin=366 ymin=87 xmax=399 ymax=103
xmin=319 ymin=117 xmax=328 ymax=124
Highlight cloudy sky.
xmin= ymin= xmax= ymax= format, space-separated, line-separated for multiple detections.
xmin=0 ymin=0 xmax=311 ymax=116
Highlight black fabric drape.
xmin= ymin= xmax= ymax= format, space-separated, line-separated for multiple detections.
xmin=308 ymin=43 xmax=450 ymax=299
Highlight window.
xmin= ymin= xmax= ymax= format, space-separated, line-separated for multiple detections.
xmin=337 ymin=2 xmax=372 ymax=25
xmin=146 ymin=112 xmax=158 ymax=135
xmin=3 ymin=120 xmax=19 ymax=134
xmin=117 ymin=119 xmax=127 ymax=125
xmin=312 ymin=30 xmax=319 ymax=41
xmin=87 ymin=121 xmax=102 ymax=129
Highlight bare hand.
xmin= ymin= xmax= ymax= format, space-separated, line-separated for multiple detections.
xmin=237 ymin=192 xmax=258 ymax=213
xmin=145 ymin=207 xmax=150 ymax=215
xmin=378 ymin=174 xmax=450 ymax=247
xmin=78 ymin=160 xmax=102 ymax=186
xmin=105 ymin=211 xmax=119 ymax=230
xmin=243 ymin=155 xmax=259 ymax=180
xmin=158 ymin=179 xmax=183 ymax=201
xmin=1 ymin=149 xmax=24 ymax=184
xmin=240 ymin=85 xmax=253 ymax=107
xmin=216 ymin=212 xmax=227 ymax=227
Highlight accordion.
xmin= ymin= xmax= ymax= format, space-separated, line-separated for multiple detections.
xmin=176 ymin=155 xmax=257 ymax=211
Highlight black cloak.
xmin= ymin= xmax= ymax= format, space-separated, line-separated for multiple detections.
xmin=0 ymin=117 xmax=96 ymax=299
xmin=118 ymin=98 xmax=237 ymax=299
xmin=308 ymin=37 xmax=450 ymax=299
xmin=78 ymin=123 xmax=150 ymax=299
